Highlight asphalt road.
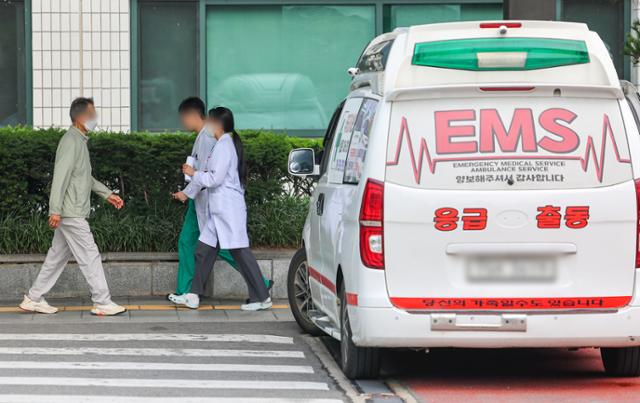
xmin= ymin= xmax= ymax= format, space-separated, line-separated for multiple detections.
xmin=3 ymin=304 xmax=637 ymax=403
xmin=0 ymin=321 xmax=349 ymax=403
xmin=381 ymin=347 xmax=640 ymax=403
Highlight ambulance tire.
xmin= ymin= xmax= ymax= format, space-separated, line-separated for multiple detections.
xmin=287 ymin=248 xmax=323 ymax=336
xmin=601 ymin=347 xmax=640 ymax=377
xmin=339 ymin=281 xmax=380 ymax=379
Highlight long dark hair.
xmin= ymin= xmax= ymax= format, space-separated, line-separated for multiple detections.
xmin=209 ymin=107 xmax=247 ymax=187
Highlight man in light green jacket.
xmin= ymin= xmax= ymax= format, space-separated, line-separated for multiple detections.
xmin=19 ymin=97 xmax=127 ymax=316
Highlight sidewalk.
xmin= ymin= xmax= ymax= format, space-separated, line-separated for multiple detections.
xmin=0 ymin=297 xmax=294 ymax=324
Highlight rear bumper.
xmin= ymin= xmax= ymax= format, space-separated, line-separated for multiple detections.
xmin=350 ymin=305 xmax=640 ymax=348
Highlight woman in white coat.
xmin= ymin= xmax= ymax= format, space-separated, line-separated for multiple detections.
xmin=172 ymin=107 xmax=271 ymax=311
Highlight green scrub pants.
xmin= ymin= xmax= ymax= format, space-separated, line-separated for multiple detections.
xmin=176 ymin=199 xmax=268 ymax=295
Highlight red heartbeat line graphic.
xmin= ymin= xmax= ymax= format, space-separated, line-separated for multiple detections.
xmin=386 ymin=115 xmax=631 ymax=184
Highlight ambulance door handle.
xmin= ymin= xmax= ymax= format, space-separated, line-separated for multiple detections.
xmin=316 ymin=193 xmax=325 ymax=216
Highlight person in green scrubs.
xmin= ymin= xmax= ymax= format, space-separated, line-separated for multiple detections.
xmin=169 ymin=98 xmax=271 ymax=304
xmin=169 ymin=97 xmax=236 ymax=301
xmin=175 ymin=199 xmax=238 ymax=295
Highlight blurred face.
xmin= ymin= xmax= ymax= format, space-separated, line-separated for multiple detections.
xmin=207 ymin=117 xmax=224 ymax=136
xmin=180 ymin=111 xmax=204 ymax=132
xmin=75 ymin=104 xmax=98 ymax=132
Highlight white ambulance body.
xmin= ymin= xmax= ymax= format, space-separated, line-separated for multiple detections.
xmin=286 ymin=21 xmax=640 ymax=379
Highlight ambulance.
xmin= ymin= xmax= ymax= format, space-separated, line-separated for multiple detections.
xmin=286 ymin=21 xmax=640 ymax=379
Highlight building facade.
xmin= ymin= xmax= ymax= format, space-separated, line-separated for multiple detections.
xmin=0 ymin=0 xmax=635 ymax=135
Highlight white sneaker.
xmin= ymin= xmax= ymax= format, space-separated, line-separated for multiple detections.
xmin=168 ymin=293 xmax=199 ymax=309
xmin=19 ymin=295 xmax=58 ymax=314
xmin=184 ymin=293 xmax=200 ymax=309
xmin=91 ymin=302 xmax=127 ymax=316
xmin=241 ymin=298 xmax=272 ymax=311
xmin=168 ymin=293 xmax=187 ymax=305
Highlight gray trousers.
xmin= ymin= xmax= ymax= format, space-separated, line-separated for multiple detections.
xmin=191 ymin=241 xmax=270 ymax=302
xmin=28 ymin=218 xmax=112 ymax=305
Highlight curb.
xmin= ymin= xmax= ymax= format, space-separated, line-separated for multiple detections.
xmin=0 ymin=250 xmax=297 ymax=263
xmin=0 ymin=250 xmax=296 ymax=302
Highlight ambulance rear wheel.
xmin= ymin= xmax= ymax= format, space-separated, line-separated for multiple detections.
xmin=601 ymin=347 xmax=640 ymax=377
xmin=339 ymin=281 xmax=380 ymax=379
xmin=287 ymin=248 xmax=323 ymax=336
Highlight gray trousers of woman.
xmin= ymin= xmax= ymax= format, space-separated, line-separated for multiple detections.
xmin=191 ymin=241 xmax=270 ymax=302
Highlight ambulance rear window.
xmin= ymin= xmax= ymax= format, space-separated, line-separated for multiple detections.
xmin=385 ymin=97 xmax=633 ymax=190
xmin=357 ymin=40 xmax=393 ymax=73
xmin=412 ymin=38 xmax=589 ymax=71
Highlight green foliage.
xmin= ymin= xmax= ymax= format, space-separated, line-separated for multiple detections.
xmin=625 ymin=20 xmax=640 ymax=65
xmin=239 ymin=130 xmax=320 ymax=205
xmin=0 ymin=126 xmax=320 ymax=253
xmin=247 ymin=196 xmax=310 ymax=247
xmin=0 ymin=208 xmax=182 ymax=254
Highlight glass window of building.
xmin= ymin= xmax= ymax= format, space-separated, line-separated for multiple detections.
xmin=0 ymin=0 xmax=26 ymax=126
xmin=206 ymin=5 xmax=375 ymax=136
xmin=138 ymin=1 xmax=198 ymax=131
xmin=562 ymin=0 xmax=626 ymax=78
xmin=384 ymin=3 xmax=502 ymax=32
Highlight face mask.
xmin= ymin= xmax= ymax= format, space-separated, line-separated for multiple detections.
xmin=205 ymin=123 xmax=215 ymax=135
xmin=84 ymin=119 xmax=98 ymax=132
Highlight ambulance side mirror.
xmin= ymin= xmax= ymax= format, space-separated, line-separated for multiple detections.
xmin=288 ymin=148 xmax=319 ymax=177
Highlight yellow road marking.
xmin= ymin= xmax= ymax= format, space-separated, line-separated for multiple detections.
xmin=61 ymin=306 xmax=91 ymax=312
xmin=213 ymin=304 xmax=289 ymax=310
xmin=213 ymin=305 xmax=242 ymax=310
xmin=136 ymin=305 xmax=176 ymax=311
xmin=176 ymin=305 xmax=214 ymax=311
xmin=0 ymin=304 xmax=290 ymax=314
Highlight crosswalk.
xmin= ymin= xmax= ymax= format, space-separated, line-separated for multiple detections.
xmin=0 ymin=333 xmax=346 ymax=402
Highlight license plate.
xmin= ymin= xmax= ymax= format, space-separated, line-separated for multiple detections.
xmin=466 ymin=257 xmax=557 ymax=283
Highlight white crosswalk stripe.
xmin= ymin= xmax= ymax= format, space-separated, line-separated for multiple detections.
xmin=0 ymin=361 xmax=314 ymax=373
xmin=0 ymin=347 xmax=304 ymax=358
xmin=0 ymin=333 xmax=294 ymax=344
xmin=0 ymin=377 xmax=330 ymax=390
xmin=0 ymin=333 xmax=343 ymax=401
xmin=0 ymin=396 xmax=344 ymax=403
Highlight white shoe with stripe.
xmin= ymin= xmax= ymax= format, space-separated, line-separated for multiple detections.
xmin=19 ymin=295 xmax=58 ymax=314
xmin=90 ymin=302 xmax=127 ymax=316
xmin=241 ymin=298 xmax=273 ymax=311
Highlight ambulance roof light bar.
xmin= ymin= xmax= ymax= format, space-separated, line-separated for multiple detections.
xmin=412 ymin=37 xmax=590 ymax=71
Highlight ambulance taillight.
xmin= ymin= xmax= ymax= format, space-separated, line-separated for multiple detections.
xmin=635 ymin=179 xmax=640 ymax=268
xmin=359 ymin=179 xmax=384 ymax=269
xmin=479 ymin=22 xmax=522 ymax=29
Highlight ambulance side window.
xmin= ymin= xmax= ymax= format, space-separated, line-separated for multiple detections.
xmin=320 ymin=101 xmax=345 ymax=176
xmin=327 ymin=97 xmax=364 ymax=184
xmin=343 ymin=98 xmax=378 ymax=184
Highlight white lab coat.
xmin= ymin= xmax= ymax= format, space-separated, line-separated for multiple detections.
xmin=186 ymin=126 xmax=217 ymax=232
xmin=184 ymin=133 xmax=249 ymax=249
